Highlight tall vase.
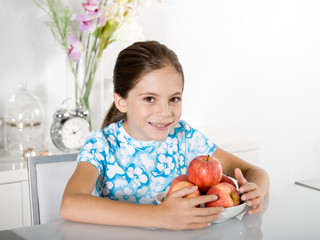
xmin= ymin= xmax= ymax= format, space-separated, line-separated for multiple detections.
xmin=88 ymin=58 xmax=106 ymax=130
xmin=65 ymin=49 xmax=114 ymax=131
xmin=71 ymin=54 xmax=112 ymax=130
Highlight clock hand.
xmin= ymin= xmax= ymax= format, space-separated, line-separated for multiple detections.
xmin=74 ymin=127 xmax=83 ymax=133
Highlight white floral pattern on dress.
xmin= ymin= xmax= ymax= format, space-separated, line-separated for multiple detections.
xmin=78 ymin=120 xmax=216 ymax=205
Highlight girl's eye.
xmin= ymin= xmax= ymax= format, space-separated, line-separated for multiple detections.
xmin=144 ymin=97 xmax=155 ymax=103
xmin=170 ymin=97 xmax=181 ymax=103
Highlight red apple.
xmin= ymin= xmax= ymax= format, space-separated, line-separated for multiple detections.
xmin=166 ymin=181 xmax=201 ymax=198
xmin=187 ymin=155 xmax=222 ymax=193
xmin=220 ymin=174 xmax=237 ymax=188
xmin=170 ymin=174 xmax=189 ymax=187
xmin=205 ymin=182 xmax=240 ymax=208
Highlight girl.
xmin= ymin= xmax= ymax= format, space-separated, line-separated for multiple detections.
xmin=61 ymin=41 xmax=269 ymax=230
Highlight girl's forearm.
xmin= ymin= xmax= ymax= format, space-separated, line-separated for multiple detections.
xmin=61 ymin=193 xmax=162 ymax=228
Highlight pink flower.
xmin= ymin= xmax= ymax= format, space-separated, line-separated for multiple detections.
xmin=68 ymin=34 xmax=84 ymax=62
xmin=75 ymin=9 xmax=104 ymax=32
xmin=82 ymin=0 xmax=101 ymax=12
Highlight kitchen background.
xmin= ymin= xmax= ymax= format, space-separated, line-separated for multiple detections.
xmin=1 ymin=0 xmax=320 ymax=187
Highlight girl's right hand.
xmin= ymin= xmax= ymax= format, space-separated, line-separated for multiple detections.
xmin=158 ymin=186 xmax=224 ymax=230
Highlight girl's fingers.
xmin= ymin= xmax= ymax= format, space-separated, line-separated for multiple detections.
xmin=248 ymin=204 xmax=262 ymax=215
xmin=240 ymin=182 xmax=257 ymax=193
xmin=189 ymin=194 xmax=218 ymax=206
xmin=193 ymin=206 xmax=225 ymax=216
xmin=169 ymin=186 xmax=199 ymax=198
xmin=234 ymin=168 xmax=247 ymax=187
xmin=188 ymin=222 xmax=212 ymax=230
xmin=241 ymin=186 xmax=258 ymax=201
xmin=246 ymin=196 xmax=263 ymax=207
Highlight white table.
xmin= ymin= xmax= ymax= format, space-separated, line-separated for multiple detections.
xmin=1 ymin=183 xmax=320 ymax=240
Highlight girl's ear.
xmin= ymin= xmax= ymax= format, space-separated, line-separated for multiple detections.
xmin=113 ymin=93 xmax=127 ymax=113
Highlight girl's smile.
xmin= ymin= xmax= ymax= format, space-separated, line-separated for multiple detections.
xmin=115 ymin=66 xmax=183 ymax=141
xmin=148 ymin=121 xmax=174 ymax=131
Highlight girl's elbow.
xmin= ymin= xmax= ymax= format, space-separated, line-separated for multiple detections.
xmin=60 ymin=194 xmax=74 ymax=220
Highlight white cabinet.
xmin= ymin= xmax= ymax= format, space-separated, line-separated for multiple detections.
xmin=0 ymin=154 xmax=31 ymax=231
xmin=0 ymin=182 xmax=23 ymax=229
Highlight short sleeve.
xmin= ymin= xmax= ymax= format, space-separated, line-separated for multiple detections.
xmin=182 ymin=121 xmax=217 ymax=164
xmin=77 ymin=131 xmax=109 ymax=175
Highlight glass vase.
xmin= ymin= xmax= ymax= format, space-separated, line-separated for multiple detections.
xmin=4 ymin=84 xmax=45 ymax=158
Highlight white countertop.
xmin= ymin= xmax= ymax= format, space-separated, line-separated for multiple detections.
xmin=0 ymin=150 xmax=28 ymax=184
xmin=0 ymin=147 xmax=71 ymax=184
xmin=0 ymin=149 xmax=27 ymax=170
xmin=2 ymin=183 xmax=319 ymax=240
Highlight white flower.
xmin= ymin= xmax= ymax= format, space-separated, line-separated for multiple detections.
xmin=159 ymin=142 xmax=167 ymax=154
xmin=83 ymin=142 xmax=93 ymax=151
xmin=101 ymin=3 xmax=118 ymax=23
xmin=166 ymin=137 xmax=172 ymax=145
xmin=140 ymin=153 xmax=154 ymax=169
xmin=115 ymin=190 xmax=124 ymax=200
xmin=81 ymin=151 xmax=93 ymax=159
xmin=128 ymin=195 xmax=136 ymax=203
xmin=107 ymin=163 xmax=125 ymax=178
xmin=107 ymin=182 xmax=114 ymax=189
xmin=126 ymin=145 xmax=136 ymax=155
xmin=139 ymin=196 xmax=153 ymax=204
xmin=94 ymin=151 xmax=105 ymax=161
xmin=111 ymin=21 xmax=145 ymax=46
xmin=164 ymin=157 xmax=174 ymax=175
xmin=124 ymin=187 xmax=132 ymax=196
xmin=127 ymin=166 xmax=148 ymax=187
xmin=93 ymin=131 xmax=103 ymax=138
xmin=93 ymin=141 xmax=104 ymax=153
xmin=137 ymin=186 xmax=148 ymax=196
xmin=113 ymin=178 xmax=127 ymax=187
xmin=157 ymin=155 xmax=174 ymax=175
xmin=118 ymin=2 xmax=140 ymax=22
xmin=115 ymin=187 xmax=133 ymax=201
xmin=179 ymin=155 xmax=185 ymax=165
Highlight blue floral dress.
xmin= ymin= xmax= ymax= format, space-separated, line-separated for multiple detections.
xmin=77 ymin=120 xmax=217 ymax=205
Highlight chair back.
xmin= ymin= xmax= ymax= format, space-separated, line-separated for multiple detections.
xmin=28 ymin=153 xmax=77 ymax=225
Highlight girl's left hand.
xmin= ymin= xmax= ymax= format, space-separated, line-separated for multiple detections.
xmin=234 ymin=168 xmax=263 ymax=215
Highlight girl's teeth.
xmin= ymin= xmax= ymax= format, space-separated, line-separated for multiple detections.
xmin=151 ymin=123 xmax=167 ymax=127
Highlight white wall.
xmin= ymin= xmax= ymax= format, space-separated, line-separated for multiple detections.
xmin=1 ymin=0 xmax=320 ymax=186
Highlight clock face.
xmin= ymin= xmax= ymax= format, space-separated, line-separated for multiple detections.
xmin=61 ymin=117 xmax=90 ymax=150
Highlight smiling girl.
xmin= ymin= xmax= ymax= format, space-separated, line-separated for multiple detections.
xmin=60 ymin=41 xmax=269 ymax=230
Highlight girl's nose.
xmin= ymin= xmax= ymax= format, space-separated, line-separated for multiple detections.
xmin=156 ymin=101 xmax=171 ymax=117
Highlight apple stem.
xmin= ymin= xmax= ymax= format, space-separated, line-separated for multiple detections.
xmin=206 ymin=155 xmax=210 ymax=161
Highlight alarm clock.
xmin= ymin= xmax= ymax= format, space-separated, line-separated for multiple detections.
xmin=50 ymin=98 xmax=90 ymax=152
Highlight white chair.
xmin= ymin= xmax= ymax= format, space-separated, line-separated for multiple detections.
xmin=27 ymin=153 xmax=78 ymax=225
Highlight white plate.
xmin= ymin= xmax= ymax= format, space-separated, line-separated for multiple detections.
xmin=155 ymin=191 xmax=247 ymax=223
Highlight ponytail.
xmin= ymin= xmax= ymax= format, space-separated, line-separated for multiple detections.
xmin=101 ymin=102 xmax=126 ymax=128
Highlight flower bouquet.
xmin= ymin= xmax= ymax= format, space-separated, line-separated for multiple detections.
xmin=34 ymin=0 xmax=158 ymax=128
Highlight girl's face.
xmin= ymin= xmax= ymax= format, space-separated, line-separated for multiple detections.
xmin=117 ymin=66 xmax=183 ymax=141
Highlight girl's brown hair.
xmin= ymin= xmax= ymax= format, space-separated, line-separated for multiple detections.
xmin=101 ymin=40 xmax=184 ymax=128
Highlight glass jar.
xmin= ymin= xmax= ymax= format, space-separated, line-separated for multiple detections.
xmin=4 ymin=84 xmax=45 ymax=158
